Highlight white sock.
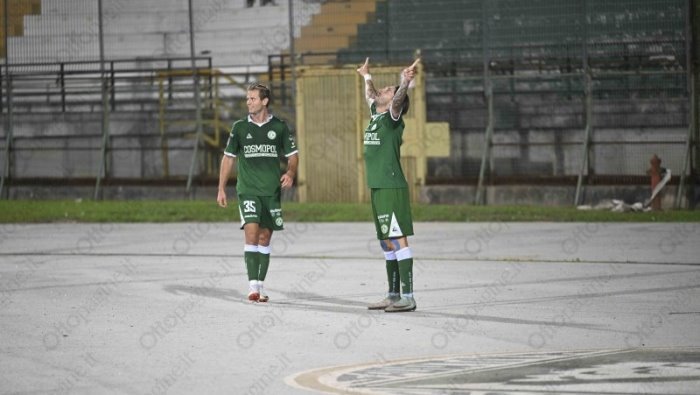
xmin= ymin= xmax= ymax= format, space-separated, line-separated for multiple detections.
xmin=249 ymin=280 xmax=259 ymax=292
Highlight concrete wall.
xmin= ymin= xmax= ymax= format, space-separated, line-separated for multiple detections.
xmin=1 ymin=112 xmax=208 ymax=179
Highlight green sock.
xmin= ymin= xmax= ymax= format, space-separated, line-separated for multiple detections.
xmin=386 ymin=259 xmax=399 ymax=294
xmin=258 ymin=252 xmax=270 ymax=281
xmin=398 ymin=258 xmax=413 ymax=294
xmin=244 ymin=251 xmax=259 ymax=281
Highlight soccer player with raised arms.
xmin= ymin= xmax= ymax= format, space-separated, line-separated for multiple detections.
xmin=217 ymin=83 xmax=298 ymax=303
xmin=357 ymin=57 xmax=419 ymax=312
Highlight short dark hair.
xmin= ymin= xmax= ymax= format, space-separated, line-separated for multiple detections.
xmin=394 ymin=85 xmax=410 ymax=115
xmin=248 ymin=82 xmax=271 ymax=105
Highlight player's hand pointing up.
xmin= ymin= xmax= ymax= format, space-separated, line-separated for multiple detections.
xmin=357 ymin=57 xmax=370 ymax=77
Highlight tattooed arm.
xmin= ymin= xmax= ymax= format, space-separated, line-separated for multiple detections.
xmin=390 ymin=58 xmax=420 ymax=120
xmin=356 ymin=57 xmax=378 ymax=106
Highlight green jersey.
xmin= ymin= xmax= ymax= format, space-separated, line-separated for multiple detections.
xmin=224 ymin=114 xmax=298 ymax=196
xmin=363 ymin=102 xmax=408 ymax=189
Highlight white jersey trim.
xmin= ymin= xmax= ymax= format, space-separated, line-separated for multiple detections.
xmin=285 ymin=150 xmax=299 ymax=158
xmin=224 ymin=151 xmax=236 ymax=157
xmin=248 ymin=114 xmax=274 ymax=127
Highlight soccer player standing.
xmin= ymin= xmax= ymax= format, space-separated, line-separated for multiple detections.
xmin=217 ymin=83 xmax=299 ymax=302
xmin=357 ymin=58 xmax=419 ymax=312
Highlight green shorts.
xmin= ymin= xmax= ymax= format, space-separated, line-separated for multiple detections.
xmin=370 ymin=188 xmax=414 ymax=240
xmin=237 ymin=193 xmax=284 ymax=231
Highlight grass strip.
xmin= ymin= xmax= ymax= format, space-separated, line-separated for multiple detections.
xmin=1 ymin=200 xmax=699 ymax=223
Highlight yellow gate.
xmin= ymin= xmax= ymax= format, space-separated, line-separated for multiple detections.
xmin=295 ymin=62 xmax=449 ymax=203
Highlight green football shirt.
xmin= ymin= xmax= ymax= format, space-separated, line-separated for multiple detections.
xmin=363 ymin=103 xmax=408 ymax=189
xmin=224 ymin=114 xmax=298 ymax=196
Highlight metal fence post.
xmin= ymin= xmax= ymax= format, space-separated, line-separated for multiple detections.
xmin=186 ymin=0 xmax=204 ymax=198
xmin=574 ymin=70 xmax=593 ymax=206
xmin=475 ymin=82 xmax=493 ymax=205
xmin=574 ymin=2 xmax=592 ymax=207
xmin=94 ymin=0 xmax=111 ymax=200
xmin=288 ymin=0 xmax=296 ymax=103
xmin=475 ymin=1 xmax=493 ymax=205
xmin=1 ymin=1 xmax=13 ymax=199
xmin=676 ymin=0 xmax=696 ymax=208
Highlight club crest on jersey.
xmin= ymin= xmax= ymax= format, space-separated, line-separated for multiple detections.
xmin=267 ymin=131 xmax=276 ymax=140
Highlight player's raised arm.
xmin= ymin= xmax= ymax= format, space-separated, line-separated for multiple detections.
xmin=391 ymin=58 xmax=419 ymax=119
xmin=357 ymin=57 xmax=378 ymax=106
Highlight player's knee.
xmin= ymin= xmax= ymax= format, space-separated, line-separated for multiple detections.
xmin=390 ymin=238 xmax=401 ymax=251
xmin=379 ymin=239 xmax=401 ymax=251
xmin=379 ymin=240 xmax=392 ymax=251
xmin=258 ymin=234 xmax=271 ymax=245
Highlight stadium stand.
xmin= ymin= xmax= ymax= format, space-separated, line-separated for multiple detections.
xmin=0 ymin=0 xmax=42 ymax=57
xmin=1 ymin=0 xmax=695 ymax=205
xmin=13 ymin=0 xmax=318 ymax=68
xmin=337 ymin=0 xmax=688 ymax=182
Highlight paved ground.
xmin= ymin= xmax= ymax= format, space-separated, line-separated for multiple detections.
xmin=0 ymin=221 xmax=699 ymax=394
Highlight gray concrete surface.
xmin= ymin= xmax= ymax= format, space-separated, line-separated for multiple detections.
xmin=0 ymin=222 xmax=699 ymax=394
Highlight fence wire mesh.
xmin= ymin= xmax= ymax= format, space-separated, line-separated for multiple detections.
xmin=0 ymin=0 xmax=697 ymax=205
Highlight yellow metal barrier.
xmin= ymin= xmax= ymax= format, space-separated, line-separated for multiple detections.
xmin=156 ymin=69 xmax=245 ymax=177
xmin=295 ymin=62 xmax=450 ymax=203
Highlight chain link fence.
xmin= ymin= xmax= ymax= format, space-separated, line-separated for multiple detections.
xmin=1 ymin=0 xmax=697 ymax=206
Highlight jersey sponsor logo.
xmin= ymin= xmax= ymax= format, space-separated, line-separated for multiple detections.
xmin=364 ymin=132 xmax=380 ymax=146
xmin=243 ymin=144 xmax=278 ymax=158
xmin=246 ymin=133 xmax=252 ymax=139
xmin=267 ymin=130 xmax=277 ymax=140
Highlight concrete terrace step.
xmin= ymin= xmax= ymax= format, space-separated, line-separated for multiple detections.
xmin=24 ymin=7 xmax=290 ymax=36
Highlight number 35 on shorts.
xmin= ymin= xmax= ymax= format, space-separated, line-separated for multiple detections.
xmin=243 ymin=200 xmax=256 ymax=213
